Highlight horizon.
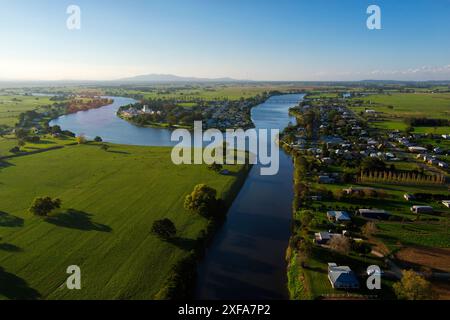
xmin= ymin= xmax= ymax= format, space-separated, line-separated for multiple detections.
xmin=1 ymin=0 xmax=449 ymax=81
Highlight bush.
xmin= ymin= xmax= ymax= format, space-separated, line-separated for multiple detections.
xmin=151 ymin=219 xmax=177 ymax=240
xmin=76 ymin=135 xmax=87 ymax=144
xmin=393 ymin=270 xmax=434 ymax=300
xmin=29 ymin=196 xmax=62 ymax=217
xmin=351 ymin=241 xmax=371 ymax=254
xmin=154 ymin=252 xmax=197 ymax=300
xmin=9 ymin=146 xmax=20 ymax=153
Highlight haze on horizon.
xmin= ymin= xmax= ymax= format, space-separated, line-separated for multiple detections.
xmin=0 ymin=0 xmax=449 ymax=82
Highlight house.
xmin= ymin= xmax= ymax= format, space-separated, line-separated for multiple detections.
xmin=408 ymin=146 xmax=428 ymax=153
xmin=442 ymin=200 xmax=450 ymax=208
xmin=318 ymin=176 xmax=335 ymax=184
xmin=438 ymin=162 xmax=448 ymax=168
xmin=357 ymin=209 xmax=390 ymax=220
xmin=327 ymin=211 xmax=351 ymax=224
xmin=315 ymin=232 xmax=332 ymax=244
xmin=404 ymin=194 xmax=415 ymax=201
xmin=328 ymin=263 xmax=360 ymax=289
xmin=411 ymin=206 xmax=434 ymax=214
xmin=428 ymin=159 xmax=439 ymax=166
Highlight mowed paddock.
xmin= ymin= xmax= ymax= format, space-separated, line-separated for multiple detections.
xmin=0 ymin=144 xmax=245 ymax=300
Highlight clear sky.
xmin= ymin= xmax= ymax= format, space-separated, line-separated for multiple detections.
xmin=1 ymin=0 xmax=449 ymax=81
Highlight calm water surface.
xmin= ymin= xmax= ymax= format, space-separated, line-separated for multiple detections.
xmin=195 ymin=94 xmax=304 ymax=300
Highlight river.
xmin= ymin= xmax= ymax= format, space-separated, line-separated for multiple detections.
xmin=49 ymin=93 xmax=305 ymax=300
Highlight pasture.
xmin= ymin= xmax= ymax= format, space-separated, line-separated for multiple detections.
xmin=349 ymin=93 xmax=450 ymax=133
xmin=0 ymin=95 xmax=54 ymax=128
xmin=0 ymin=144 xmax=245 ymax=299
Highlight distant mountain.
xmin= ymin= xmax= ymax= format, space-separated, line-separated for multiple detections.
xmin=116 ymin=74 xmax=242 ymax=83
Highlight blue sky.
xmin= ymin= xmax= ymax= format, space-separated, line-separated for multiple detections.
xmin=0 ymin=0 xmax=449 ymax=81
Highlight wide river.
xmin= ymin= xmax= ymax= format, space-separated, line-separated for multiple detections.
xmin=49 ymin=94 xmax=305 ymax=299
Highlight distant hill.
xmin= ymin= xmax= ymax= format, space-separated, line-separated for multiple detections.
xmin=116 ymin=74 xmax=241 ymax=83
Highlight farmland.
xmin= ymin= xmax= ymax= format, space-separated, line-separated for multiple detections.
xmin=0 ymin=143 xmax=246 ymax=300
xmin=349 ymin=93 xmax=450 ymax=133
xmin=0 ymin=95 xmax=55 ymax=128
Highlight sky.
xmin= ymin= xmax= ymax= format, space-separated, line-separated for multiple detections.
xmin=0 ymin=0 xmax=449 ymax=81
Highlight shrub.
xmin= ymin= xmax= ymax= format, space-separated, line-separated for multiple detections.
xmin=76 ymin=135 xmax=87 ymax=144
xmin=29 ymin=196 xmax=62 ymax=217
xmin=393 ymin=270 xmax=434 ymax=300
xmin=151 ymin=219 xmax=177 ymax=240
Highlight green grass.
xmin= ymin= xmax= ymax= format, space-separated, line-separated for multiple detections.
xmin=353 ymin=93 xmax=450 ymax=119
xmin=1 ymin=135 xmax=76 ymax=157
xmin=349 ymin=93 xmax=450 ymax=132
xmin=0 ymin=95 xmax=54 ymax=127
xmin=414 ymin=126 xmax=450 ymax=135
xmin=0 ymin=144 xmax=246 ymax=300
xmin=376 ymin=221 xmax=450 ymax=250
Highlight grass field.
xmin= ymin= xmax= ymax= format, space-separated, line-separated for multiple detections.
xmin=0 ymin=135 xmax=77 ymax=158
xmin=349 ymin=93 xmax=450 ymax=132
xmin=0 ymin=95 xmax=54 ymax=127
xmin=0 ymin=144 xmax=246 ymax=300
xmin=106 ymin=84 xmax=305 ymax=102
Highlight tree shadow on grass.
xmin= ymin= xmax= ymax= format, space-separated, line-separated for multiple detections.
xmin=45 ymin=209 xmax=112 ymax=233
xmin=168 ymin=237 xmax=198 ymax=251
xmin=0 ymin=267 xmax=41 ymax=300
xmin=0 ymin=160 xmax=14 ymax=171
xmin=0 ymin=211 xmax=24 ymax=228
xmin=0 ymin=243 xmax=22 ymax=252
xmin=107 ymin=150 xmax=131 ymax=155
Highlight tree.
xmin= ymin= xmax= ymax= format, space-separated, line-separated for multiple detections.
xmin=360 ymin=157 xmax=386 ymax=172
xmin=393 ymin=270 xmax=434 ymax=300
xmin=184 ymin=184 xmax=218 ymax=217
xmin=17 ymin=139 xmax=26 ymax=148
xmin=94 ymin=136 xmax=103 ymax=142
xmin=208 ymin=162 xmax=223 ymax=173
xmin=329 ymin=236 xmax=351 ymax=255
xmin=29 ymin=197 xmax=62 ymax=217
xmin=76 ymin=135 xmax=87 ymax=144
xmin=362 ymin=221 xmax=378 ymax=238
xmin=151 ymin=219 xmax=177 ymax=240
xmin=299 ymin=210 xmax=314 ymax=229
xmin=14 ymin=128 xmax=28 ymax=140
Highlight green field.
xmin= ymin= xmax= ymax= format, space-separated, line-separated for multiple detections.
xmin=349 ymin=93 xmax=450 ymax=132
xmin=0 ymin=95 xmax=54 ymax=127
xmin=0 ymin=144 xmax=245 ymax=300
xmin=106 ymin=84 xmax=304 ymax=101
xmin=1 ymin=135 xmax=77 ymax=158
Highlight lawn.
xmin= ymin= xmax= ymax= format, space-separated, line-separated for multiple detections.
xmin=0 ymin=95 xmax=54 ymax=128
xmin=0 ymin=143 xmax=246 ymax=300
